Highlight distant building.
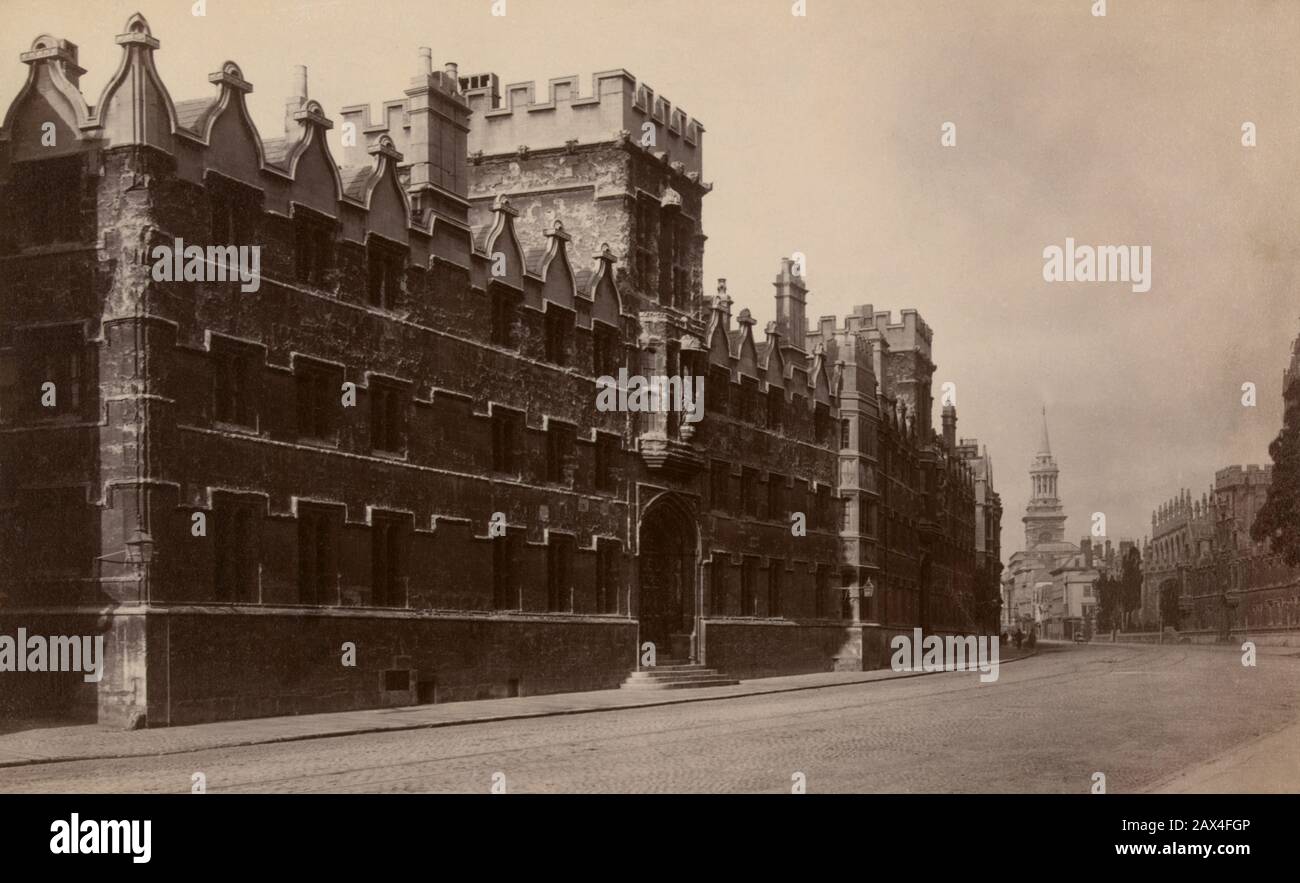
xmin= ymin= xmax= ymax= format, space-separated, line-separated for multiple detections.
xmin=955 ymin=436 xmax=1003 ymax=630
xmin=1138 ymin=325 xmax=1300 ymax=636
xmin=1043 ymin=536 xmax=1135 ymax=640
xmin=1003 ymin=409 xmax=1078 ymax=633
xmin=1141 ymin=487 xmax=1217 ymax=627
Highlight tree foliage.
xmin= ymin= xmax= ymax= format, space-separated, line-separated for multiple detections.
xmin=1251 ymin=386 xmax=1300 ymax=566
xmin=1120 ymin=546 xmax=1143 ymax=616
xmin=1095 ymin=573 xmax=1123 ymax=631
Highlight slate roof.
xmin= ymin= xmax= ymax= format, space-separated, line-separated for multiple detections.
xmin=339 ymin=166 xmax=371 ymax=200
xmin=174 ymin=97 xmax=215 ymax=133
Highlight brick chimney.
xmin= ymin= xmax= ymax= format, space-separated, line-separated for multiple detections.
xmin=773 ymin=258 xmax=808 ymax=353
xmin=941 ymin=403 xmax=956 ymax=450
xmin=404 ymin=47 xmax=471 ymax=221
xmin=284 ymin=64 xmax=307 ymax=135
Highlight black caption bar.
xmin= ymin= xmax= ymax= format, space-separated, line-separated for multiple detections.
xmin=0 ymin=794 xmax=1285 ymax=870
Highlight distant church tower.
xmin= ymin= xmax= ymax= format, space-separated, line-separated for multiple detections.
xmin=1023 ymin=408 xmax=1067 ymax=551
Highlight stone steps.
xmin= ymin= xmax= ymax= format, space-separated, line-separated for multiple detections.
xmin=620 ymin=661 xmax=738 ymax=691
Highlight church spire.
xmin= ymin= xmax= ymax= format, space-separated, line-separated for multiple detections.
xmin=1024 ymin=406 xmax=1066 ymax=552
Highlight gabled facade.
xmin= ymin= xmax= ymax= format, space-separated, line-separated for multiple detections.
xmin=0 ymin=15 xmax=1000 ymax=726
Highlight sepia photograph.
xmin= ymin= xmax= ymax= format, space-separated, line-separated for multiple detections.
xmin=0 ymin=0 xmax=1295 ymax=866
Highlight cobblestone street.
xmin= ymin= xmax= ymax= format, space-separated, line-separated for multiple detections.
xmin=1 ymin=643 xmax=1297 ymax=794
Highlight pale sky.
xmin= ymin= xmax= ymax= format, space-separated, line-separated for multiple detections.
xmin=3 ymin=0 xmax=1297 ymax=555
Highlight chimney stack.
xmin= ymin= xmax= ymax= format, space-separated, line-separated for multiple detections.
xmin=403 ymin=47 xmax=472 ymax=214
xmin=941 ymin=404 xmax=956 ymax=451
xmin=773 ymin=258 xmax=808 ymax=353
xmin=284 ymin=64 xmax=307 ymax=135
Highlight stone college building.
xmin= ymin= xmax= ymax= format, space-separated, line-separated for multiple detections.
xmin=0 ymin=15 xmax=1001 ymax=726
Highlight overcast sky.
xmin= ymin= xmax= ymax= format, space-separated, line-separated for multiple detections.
xmin=3 ymin=0 xmax=1297 ymax=555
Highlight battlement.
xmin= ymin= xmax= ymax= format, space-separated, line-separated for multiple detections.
xmin=813 ymin=304 xmax=933 ymax=358
xmin=816 ymin=305 xmax=930 ymax=345
xmin=337 ymin=48 xmax=471 ymax=197
xmin=1215 ymin=464 xmax=1273 ymax=489
xmin=460 ymin=70 xmax=703 ymax=176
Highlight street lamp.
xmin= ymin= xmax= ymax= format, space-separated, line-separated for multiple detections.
xmin=124 ymin=528 xmax=154 ymax=564
xmin=125 ymin=528 xmax=155 ymax=603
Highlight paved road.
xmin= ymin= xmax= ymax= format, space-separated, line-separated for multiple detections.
xmin=1 ymin=643 xmax=1296 ymax=793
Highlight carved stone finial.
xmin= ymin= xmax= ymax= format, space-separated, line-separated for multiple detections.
xmin=545 ymin=219 xmax=570 ymax=242
xmin=209 ymin=60 xmax=253 ymax=93
xmin=369 ymin=133 xmax=404 ymax=162
xmin=293 ymin=98 xmax=333 ymax=130
xmin=117 ymin=13 xmax=159 ymax=48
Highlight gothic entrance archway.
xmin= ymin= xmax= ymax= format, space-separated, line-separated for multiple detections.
xmin=638 ymin=495 xmax=699 ymax=661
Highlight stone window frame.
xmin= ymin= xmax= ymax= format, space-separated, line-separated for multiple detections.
xmin=296 ymin=502 xmax=341 ymax=606
xmin=545 ymin=419 xmax=578 ymax=487
xmin=546 ymin=533 xmax=576 ymax=613
xmin=213 ymin=493 xmax=261 ymax=604
xmin=365 ymin=235 xmax=406 ymax=311
xmin=292 ymin=204 xmax=336 ymax=289
xmin=293 ymin=357 xmax=343 ymax=445
xmin=368 ymin=375 xmax=409 ymax=456
xmin=369 ymin=510 xmax=409 ymax=609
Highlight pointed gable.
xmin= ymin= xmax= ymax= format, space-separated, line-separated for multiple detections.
xmin=95 ymin=14 xmax=178 ymax=153
xmin=537 ymin=220 xmax=576 ymax=310
xmin=810 ymin=345 xmax=834 ymax=405
xmin=354 ymin=134 xmax=410 ymax=244
xmin=282 ymin=101 xmax=343 ymax=216
xmin=195 ymin=62 xmax=264 ymax=187
xmin=589 ymin=243 xmax=622 ymax=327
xmin=735 ymin=309 xmax=760 ymax=379
xmin=707 ymin=318 xmax=731 ymax=366
xmin=481 ymin=195 xmax=526 ymax=290
xmin=704 ymin=282 xmax=734 ymax=368
xmin=1 ymin=35 xmax=94 ymax=161
xmin=762 ymin=321 xmax=786 ymax=390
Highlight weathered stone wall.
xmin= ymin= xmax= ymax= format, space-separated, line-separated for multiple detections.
xmin=701 ymin=620 xmax=854 ymax=678
xmin=143 ymin=610 xmax=636 ymax=726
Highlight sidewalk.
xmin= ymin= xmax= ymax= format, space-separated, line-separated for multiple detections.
xmin=0 ymin=646 xmax=1035 ymax=769
xmin=1148 ymin=718 xmax=1300 ymax=793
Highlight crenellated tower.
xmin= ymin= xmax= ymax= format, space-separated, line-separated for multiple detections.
xmin=458 ymin=69 xmax=708 ymax=319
